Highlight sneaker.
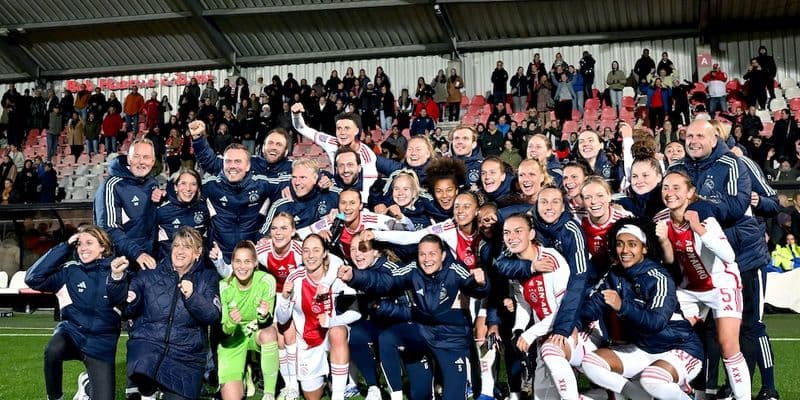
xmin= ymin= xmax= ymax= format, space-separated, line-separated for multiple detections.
xmin=277 ymin=387 xmax=300 ymax=400
xmin=580 ymin=388 xmax=609 ymax=400
xmin=755 ymin=388 xmax=780 ymax=400
xmin=344 ymin=383 xmax=361 ymax=398
xmin=73 ymin=371 xmax=90 ymax=400
xmin=244 ymin=365 xmax=256 ymax=397
xmin=713 ymin=385 xmax=732 ymax=400
xmin=365 ymin=386 xmax=382 ymax=400
xmin=262 ymin=394 xmax=276 ymax=400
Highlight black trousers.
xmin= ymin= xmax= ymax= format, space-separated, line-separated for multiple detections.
xmin=44 ymin=330 xmax=115 ymax=400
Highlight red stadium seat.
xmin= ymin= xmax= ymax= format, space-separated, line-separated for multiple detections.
xmin=760 ymin=122 xmax=774 ymax=137
xmin=512 ymin=112 xmax=526 ymax=124
xmin=790 ymin=98 xmax=800 ymax=112
xmin=599 ymin=119 xmax=616 ymax=133
xmin=592 ymin=88 xmax=600 ymax=99
xmin=571 ymin=109 xmax=581 ymax=121
xmin=562 ymin=120 xmax=579 ymax=136
xmin=584 ymin=98 xmax=600 ymax=111
xmin=460 ymin=96 xmax=470 ymax=107
xmin=726 ymin=79 xmax=742 ymax=93
xmin=622 ymin=96 xmax=636 ymax=110
xmin=601 ymin=107 xmax=617 ymax=120
xmin=692 ymin=82 xmax=706 ymax=94
xmin=583 ymin=109 xmax=598 ymax=122
xmin=471 ymin=95 xmax=486 ymax=106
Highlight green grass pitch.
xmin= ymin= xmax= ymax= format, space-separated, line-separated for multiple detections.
xmin=1 ymin=312 xmax=798 ymax=399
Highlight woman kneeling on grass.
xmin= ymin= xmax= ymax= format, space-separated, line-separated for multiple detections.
xmin=218 ymin=240 xmax=279 ymax=400
xmin=25 ymin=225 xmax=126 ymax=400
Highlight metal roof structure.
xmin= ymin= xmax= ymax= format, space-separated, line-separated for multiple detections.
xmin=0 ymin=0 xmax=797 ymax=82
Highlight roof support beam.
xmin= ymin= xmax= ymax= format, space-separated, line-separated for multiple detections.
xmin=432 ymin=2 xmax=460 ymax=59
xmin=202 ymin=0 xmax=427 ymax=17
xmin=39 ymin=59 xmax=229 ymax=79
xmin=0 ymin=35 xmax=41 ymax=80
xmin=172 ymin=0 xmax=237 ymax=67
xmin=236 ymin=43 xmax=453 ymax=65
xmin=1 ymin=12 xmax=191 ymax=31
xmin=458 ymin=28 xmax=699 ymax=52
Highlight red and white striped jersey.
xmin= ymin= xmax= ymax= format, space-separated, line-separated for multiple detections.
xmin=667 ymin=217 xmax=741 ymax=292
xmin=372 ymin=219 xmax=480 ymax=269
xmin=256 ymin=239 xmax=303 ymax=292
xmin=581 ymin=206 xmax=633 ymax=272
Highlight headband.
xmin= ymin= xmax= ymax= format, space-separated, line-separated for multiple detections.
xmin=616 ymin=225 xmax=647 ymax=245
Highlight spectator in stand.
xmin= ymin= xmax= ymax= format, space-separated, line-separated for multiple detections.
xmin=487 ymin=102 xmax=511 ymax=125
xmin=178 ymin=86 xmax=199 ymax=121
xmin=432 ymin=70 xmax=448 ymax=123
xmin=84 ymin=112 xmax=100 ymax=163
xmin=213 ymin=123 xmax=233 ymax=154
xmin=744 ymin=58 xmax=769 ymax=110
xmin=646 ymin=78 xmax=670 ymax=130
xmin=198 ymin=97 xmax=218 ymax=123
xmin=201 ymin=80 xmax=219 ymax=108
xmin=396 ymin=89 xmax=414 ymax=131
xmin=66 ymin=112 xmax=85 ymax=163
xmin=186 ymin=77 xmax=201 ymax=101
xmin=657 ymin=51 xmax=675 ymax=76
xmin=30 ymin=89 xmax=47 ymax=132
xmin=101 ymin=105 xmax=123 ymax=154
xmin=579 ymin=50 xmax=596 ymax=100
xmin=568 ymin=65 xmax=585 ymax=117
xmin=1 ymin=178 xmax=19 ymax=204
xmin=74 ymin=84 xmax=91 ymax=120
xmin=251 ymin=76 xmax=266 ymax=98
xmin=16 ymin=159 xmax=37 ymax=203
xmin=480 ymin=120 xmax=504 ymax=157
xmin=742 ymin=105 xmax=764 ymax=139
xmin=756 ymin=45 xmax=778 ymax=100
xmin=551 ymin=52 xmax=566 ymax=71
xmin=106 ymin=93 xmax=121 ymax=118
xmin=553 ymin=72 xmax=576 ymax=124
xmin=510 ymin=67 xmax=530 ymax=113
xmin=325 ymin=70 xmax=342 ymax=95
xmin=88 ymin=87 xmax=106 ymax=117
xmin=144 ymin=92 xmax=160 ymax=132
xmin=39 ymin=161 xmax=57 ymax=203
xmin=446 ymin=68 xmax=464 ymax=122
xmin=60 ymin=88 xmax=74 ymax=126
xmin=703 ymin=63 xmax=729 ymax=116
xmin=45 ymin=89 xmax=59 ymax=121
xmin=763 ymin=150 xmax=800 ymax=182
xmin=415 ymin=91 xmax=439 ymax=122
xmin=774 ymin=109 xmax=798 ymax=157
xmin=7 ymin=144 xmax=23 ymax=171
xmin=534 ymin=75 xmax=553 ymax=127
xmin=46 ymin=105 xmax=63 ymax=161
xmin=607 ymin=61 xmax=626 ymax=115
xmin=414 ymin=77 xmax=434 ymax=101
xmin=527 ymin=52 xmax=548 ymax=89
xmin=234 ymin=77 xmax=250 ymax=109
xmin=219 ymin=78 xmax=235 ymax=109
xmin=409 ymin=108 xmax=435 ymax=137
xmin=633 ymin=48 xmax=656 ymax=94
xmin=379 ymin=85 xmax=395 ymax=134
xmin=374 ymin=66 xmax=390 ymax=89
xmin=123 ymin=86 xmax=145 ymax=135
xmin=499 ymin=139 xmax=522 ymax=170
xmin=491 ymin=60 xmax=509 ymax=105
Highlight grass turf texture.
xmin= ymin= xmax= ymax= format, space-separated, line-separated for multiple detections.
xmin=1 ymin=312 xmax=798 ymax=399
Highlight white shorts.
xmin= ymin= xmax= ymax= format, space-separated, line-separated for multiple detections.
xmin=611 ymin=344 xmax=702 ymax=387
xmin=297 ymin=338 xmax=329 ymax=391
xmin=678 ymin=287 xmax=743 ymax=320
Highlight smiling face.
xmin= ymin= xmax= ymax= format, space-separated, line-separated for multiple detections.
xmin=128 ymin=142 xmax=156 ymax=178
xmin=562 ymin=165 xmax=587 ymax=199
xmin=171 ymin=237 xmax=200 ymax=272
xmin=451 ymin=128 xmax=477 ymax=157
xmin=664 ymin=142 xmax=685 ymax=164
xmin=405 ymin=137 xmax=431 ymax=167
xmin=417 ymin=241 xmax=446 ymax=275
xmin=232 ymin=247 xmax=257 ymax=284
xmin=481 ymin=160 xmax=505 ymax=194
xmin=338 ymin=190 xmax=362 ymax=225
xmin=616 ymin=233 xmax=646 ymax=268
xmin=175 ymin=172 xmax=199 ymax=203
xmin=335 ymin=152 xmax=360 ymax=186
xmin=335 ymin=118 xmax=359 ymax=147
xmin=75 ymin=232 xmax=105 ymax=264
xmin=453 ymin=193 xmax=478 ymax=229
xmin=270 ymin=215 xmax=295 ymax=250
xmin=302 ymin=236 xmax=327 ymax=274
xmin=223 ymin=148 xmax=251 ymax=183
xmin=291 ymin=164 xmax=317 ymax=198
xmin=526 ymin=135 xmax=550 ymax=161
xmin=578 ymin=131 xmax=601 ymax=161
xmin=662 ymin=173 xmax=695 ymax=212
xmin=580 ymin=181 xmax=611 ymax=222
xmin=350 ymin=235 xmax=379 ymax=270
xmin=263 ymin=132 xmax=288 ymax=164
xmin=433 ymin=178 xmax=458 ymax=210
xmin=503 ymin=216 xmax=535 ymax=255
xmin=685 ymin=121 xmax=716 ymax=160
xmin=392 ymin=175 xmax=417 ymax=208
xmin=630 ymin=160 xmax=662 ymax=195
xmin=517 ymin=159 xmax=545 ymax=198
xmin=537 ymin=187 xmax=565 ymax=224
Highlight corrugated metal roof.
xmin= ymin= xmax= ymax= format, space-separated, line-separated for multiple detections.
xmin=23 ymin=20 xmax=220 ymax=72
xmin=215 ymin=4 xmax=443 ymax=58
xmin=201 ymin=0 xmax=373 ymax=9
xmin=0 ymin=0 xmax=185 ymax=26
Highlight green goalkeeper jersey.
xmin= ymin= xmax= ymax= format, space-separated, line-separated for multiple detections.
xmin=220 ymin=270 xmax=277 ymax=345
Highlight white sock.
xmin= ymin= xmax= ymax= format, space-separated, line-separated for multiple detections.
xmin=541 ymin=343 xmax=579 ymax=400
xmin=278 ymin=348 xmax=289 ymax=382
xmin=581 ymin=352 xmax=628 ymax=393
xmin=285 ymin=343 xmax=298 ymax=390
xmin=479 ymin=347 xmax=496 ymax=396
xmin=508 ymin=393 xmax=520 ymax=400
xmin=330 ymin=363 xmax=349 ymax=400
xmin=390 ymin=391 xmax=403 ymax=400
xmin=723 ymin=352 xmax=751 ymax=400
xmin=640 ymin=366 xmax=690 ymax=400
